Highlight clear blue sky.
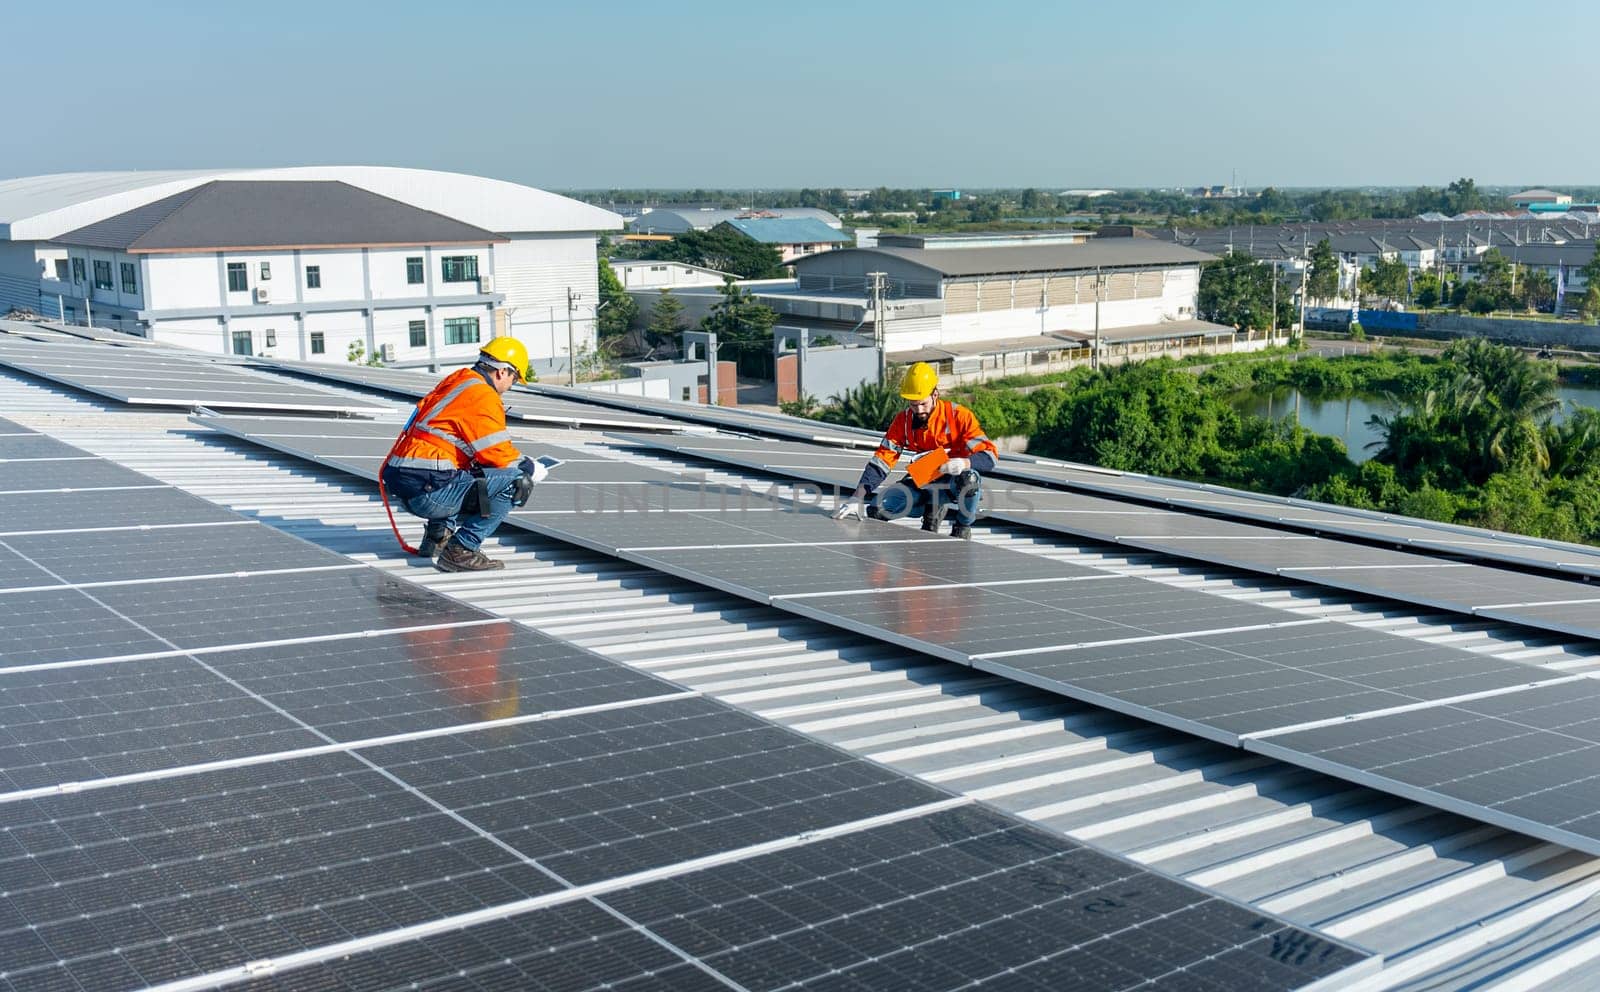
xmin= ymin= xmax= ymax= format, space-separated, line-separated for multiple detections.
xmin=7 ymin=0 xmax=1593 ymax=190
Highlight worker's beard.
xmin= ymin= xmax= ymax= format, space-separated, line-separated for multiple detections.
xmin=910 ymin=411 xmax=930 ymax=429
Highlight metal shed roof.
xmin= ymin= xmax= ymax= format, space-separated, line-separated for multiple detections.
xmin=796 ymin=241 xmax=1216 ymax=279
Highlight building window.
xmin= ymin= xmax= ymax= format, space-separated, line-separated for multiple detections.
xmin=93 ymin=260 xmax=113 ymax=290
xmin=231 ymin=330 xmax=253 ymax=355
xmin=305 ymin=265 xmax=321 ymax=289
xmin=54 ymin=260 xmax=69 ymax=281
xmin=72 ymin=258 xmax=85 ymax=283
xmin=259 ymin=261 xmax=272 ymax=280
xmin=406 ymin=257 xmax=424 ymax=284
xmin=440 ymin=256 xmax=479 ymax=283
xmin=444 ymin=316 xmax=480 ymax=344
xmin=120 ymin=262 xmax=138 ymax=294
xmin=310 ymin=332 xmax=325 ymax=354
xmin=409 ymin=320 xmax=427 ymax=347
xmin=227 ymin=262 xmax=248 ymax=292
xmin=265 ymin=329 xmax=277 ymax=347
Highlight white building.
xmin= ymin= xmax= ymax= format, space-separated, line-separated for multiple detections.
xmin=0 ymin=167 xmax=621 ymax=371
xmin=784 ymin=231 xmax=1216 ymax=351
xmin=610 ymin=259 xmax=732 ymax=289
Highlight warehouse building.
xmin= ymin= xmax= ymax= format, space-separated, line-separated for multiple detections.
xmin=626 ymin=206 xmax=843 ymax=235
xmin=785 ymin=231 xmax=1219 ymax=351
xmin=0 ymin=167 xmax=621 ymax=372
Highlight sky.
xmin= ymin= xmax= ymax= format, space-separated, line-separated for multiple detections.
xmin=7 ymin=0 xmax=1596 ymax=191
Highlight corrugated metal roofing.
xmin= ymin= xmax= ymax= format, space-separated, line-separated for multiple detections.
xmin=800 ymin=241 xmax=1217 ymax=279
xmin=10 ymin=364 xmax=1600 ymax=989
xmin=58 ymin=180 xmax=505 ymax=252
xmin=720 ymin=217 xmax=851 ymax=245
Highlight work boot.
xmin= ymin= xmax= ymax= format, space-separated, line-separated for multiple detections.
xmin=921 ymin=500 xmax=940 ymax=533
xmin=435 ymin=539 xmax=505 ymax=573
xmin=417 ymin=521 xmax=454 ymax=558
xmin=950 ymin=522 xmax=973 ymax=540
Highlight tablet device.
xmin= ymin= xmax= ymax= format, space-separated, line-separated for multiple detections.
xmin=535 ymin=455 xmax=564 ymax=471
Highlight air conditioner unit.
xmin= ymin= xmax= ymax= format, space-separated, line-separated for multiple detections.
xmin=478 ymin=276 xmax=494 ymax=293
xmin=380 ymin=343 xmax=396 ymax=363
xmin=253 ymin=287 xmax=269 ymax=303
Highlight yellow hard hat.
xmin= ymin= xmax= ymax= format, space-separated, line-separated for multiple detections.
xmin=479 ymin=337 xmax=531 ymax=383
xmin=898 ymin=362 xmax=939 ymax=401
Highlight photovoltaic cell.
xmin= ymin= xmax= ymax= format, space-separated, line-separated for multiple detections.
xmin=0 ymin=657 xmax=319 ymax=790
xmin=366 ymin=695 xmax=944 ymax=885
xmin=5 ymin=521 xmax=350 ymax=586
xmin=0 ymin=338 xmax=390 ymax=414
xmin=0 ymin=417 xmax=1377 ymax=991
xmin=0 ymin=434 xmax=92 ymax=460
xmin=616 ymin=430 xmax=1600 ymax=642
xmin=0 ymin=456 xmax=163 ymax=493
xmin=0 ymin=487 xmax=241 ymax=533
xmin=87 ymin=568 xmax=488 ymax=651
xmin=202 ymin=624 xmax=681 ymax=741
xmin=1255 ymin=680 xmax=1600 ymax=851
xmin=601 ymin=804 xmax=1371 ymax=992
xmin=0 ymin=754 xmax=564 ymax=991
xmin=231 ymin=900 xmax=731 ymax=992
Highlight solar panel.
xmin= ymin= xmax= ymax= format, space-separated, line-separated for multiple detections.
xmin=0 ymin=338 xmax=390 ymax=414
xmin=186 ymin=413 xmax=1600 ymax=866
xmin=616 ymin=431 xmax=1600 ymax=642
xmin=248 ymin=356 xmax=706 ymax=432
xmin=2 ymin=425 xmax=1374 ymax=990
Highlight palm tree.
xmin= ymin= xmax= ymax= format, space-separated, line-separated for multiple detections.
xmin=821 ymin=379 xmax=903 ymax=431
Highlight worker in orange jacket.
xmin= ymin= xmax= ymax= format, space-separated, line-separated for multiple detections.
xmin=380 ymin=337 xmax=549 ymax=572
xmin=833 ymin=362 xmax=997 ymax=538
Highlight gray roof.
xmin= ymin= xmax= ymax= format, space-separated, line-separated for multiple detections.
xmin=56 ymin=180 xmax=504 ymax=252
xmin=799 ymin=241 xmax=1215 ymax=278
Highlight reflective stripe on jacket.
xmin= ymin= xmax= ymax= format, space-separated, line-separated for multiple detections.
xmin=389 ymin=368 xmax=522 ymax=472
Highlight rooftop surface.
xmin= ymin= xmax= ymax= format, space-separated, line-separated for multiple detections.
xmin=57 ymin=180 xmax=504 ymax=252
xmin=7 ymin=336 xmax=1600 ymax=990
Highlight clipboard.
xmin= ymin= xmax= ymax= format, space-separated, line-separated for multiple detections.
xmin=905 ymin=449 xmax=949 ymax=488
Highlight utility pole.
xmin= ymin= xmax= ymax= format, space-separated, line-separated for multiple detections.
xmin=1270 ymin=259 xmax=1279 ymax=339
xmin=867 ymin=271 xmax=887 ymax=385
xmin=566 ymin=287 xmax=579 ymax=386
xmin=1092 ymin=266 xmax=1104 ymax=371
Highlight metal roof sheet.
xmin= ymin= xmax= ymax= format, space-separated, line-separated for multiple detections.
xmin=57 ymin=180 xmax=504 ymax=252
xmin=720 ymin=216 xmax=851 ymax=244
xmin=798 ymin=241 xmax=1216 ymax=278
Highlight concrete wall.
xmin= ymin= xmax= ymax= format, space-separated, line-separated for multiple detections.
xmin=624 ymin=360 xmax=703 ymax=403
xmin=802 ymin=345 xmax=878 ymax=402
xmin=1417 ymin=313 xmax=1600 ymax=348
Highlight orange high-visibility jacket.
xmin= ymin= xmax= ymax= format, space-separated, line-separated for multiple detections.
xmin=868 ymin=399 xmax=996 ymax=479
xmin=389 ymin=368 xmax=522 ymax=472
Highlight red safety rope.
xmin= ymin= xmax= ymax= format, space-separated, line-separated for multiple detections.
xmin=378 ymin=430 xmax=420 ymax=556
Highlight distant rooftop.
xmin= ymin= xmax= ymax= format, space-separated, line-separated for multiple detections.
xmin=57 ymin=181 xmax=503 ymax=253
xmin=876 ymin=230 xmax=1092 ymax=250
xmin=797 ymin=240 xmax=1215 ymax=278
xmin=719 ymin=217 xmax=850 ymax=245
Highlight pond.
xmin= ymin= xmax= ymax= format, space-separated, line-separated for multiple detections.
xmin=1235 ymin=385 xmax=1600 ymax=463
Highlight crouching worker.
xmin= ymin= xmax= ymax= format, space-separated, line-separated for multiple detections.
xmin=380 ymin=337 xmax=548 ymax=572
xmin=832 ymin=362 xmax=998 ymax=539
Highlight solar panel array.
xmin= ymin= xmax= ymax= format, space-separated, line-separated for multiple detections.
xmin=509 ymin=384 xmax=1600 ymax=582
xmin=1 ymin=413 xmax=1372 ymax=991
xmin=191 ymin=413 xmax=1600 ymax=866
xmin=612 ymin=432 xmax=1600 ymax=643
xmin=248 ymin=356 xmax=710 ymax=432
xmin=0 ymin=337 xmax=390 ymax=414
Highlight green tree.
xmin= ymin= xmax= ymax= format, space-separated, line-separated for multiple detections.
xmin=1198 ymin=251 xmax=1289 ymax=330
xmin=645 ymin=288 xmax=686 ymax=350
xmin=1472 ymin=248 xmax=1515 ymax=311
xmin=1518 ymin=268 xmax=1555 ymax=312
xmin=1445 ymin=177 xmax=1483 ymax=214
xmin=819 ymin=379 xmax=903 ymax=431
xmin=1582 ymin=284 xmax=1600 ymax=321
xmin=596 ymin=257 xmax=637 ymax=341
xmin=700 ymin=277 xmax=778 ymax=355
xmin=1306 ymin=238 xmax=1340 ymax=303
xmin=1413 ymin=271 xmax=1442 ymax=309
xmin=639 ymin=227 xmax=786 ymax=279
xmin=1362 ymin=255 xmax=1409 ymax=303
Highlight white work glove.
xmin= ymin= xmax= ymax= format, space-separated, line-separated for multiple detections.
xmin=942 ymin=457 xmax=972 ymax=476
xmin=833 ymin=497 xmax=866 ymax=521
xmin=518 ymin=457 xmax=550 ymax=484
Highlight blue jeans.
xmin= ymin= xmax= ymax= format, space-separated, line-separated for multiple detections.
xmin=402 ymin=466 xmax=522 ymax=551
xmin=873 ymin=473 xmax=982 ymax=526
